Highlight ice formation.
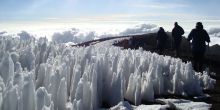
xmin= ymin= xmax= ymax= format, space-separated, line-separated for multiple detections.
xmin=0 ymin=35 xmax=216 ymax=110
xmin=156 ymin=98 xmax=212 ymax=110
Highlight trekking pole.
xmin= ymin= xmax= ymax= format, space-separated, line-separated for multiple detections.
xmin=170 ymin=36 xmax=173 ymax=51
xmin=205 ymin=43 xmax=210 ymax=73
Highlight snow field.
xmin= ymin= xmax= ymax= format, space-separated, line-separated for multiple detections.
xmin=0 ymin=36 xmax=216 ymax=110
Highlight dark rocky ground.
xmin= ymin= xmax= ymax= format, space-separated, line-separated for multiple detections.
xmin=72 ymin=33 xmax=220 ymax=109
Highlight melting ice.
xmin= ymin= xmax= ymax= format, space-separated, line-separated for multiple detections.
xmin=0 ymin=35 xmax=216 ymax=110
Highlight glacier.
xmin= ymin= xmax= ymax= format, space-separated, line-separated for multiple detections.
xmin=0 ymin=35 xmax=216 ymax=110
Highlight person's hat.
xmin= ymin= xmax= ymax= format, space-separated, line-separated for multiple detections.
xmin=196 ymin=22 xmax=202 ymax=26
xmin=196 ymin=22 xmax=203 ymax=29
xmin=174 ymin=22 xmax=178 ymax=26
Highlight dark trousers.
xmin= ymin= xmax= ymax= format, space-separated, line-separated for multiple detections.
xmin=173 ymin=39 xmax=181 ymax=57
xmin=193 ymin=50 xmax=205 ymax=72
xmin=157 ymin=43 xmax=165 ymax=55
xmin=174 ymin=42 xmax=181 ymax=57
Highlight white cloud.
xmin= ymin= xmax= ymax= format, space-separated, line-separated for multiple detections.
xmin=50 ymin=24 xmax=220 ymax=46
xmin=52 ymin=28 xmax=96 ymax=44
xmin=0 ymin=31 xmax=7 ymax=35
xmin=119 ymin=24 xmax=158 ymax=36
xmin=208 ymin=27 xmax=220 ymax=46
xmin=17 ymin=31 xmax=34 ymax=40
xmin=45 ymin=18 xmax=60 ymax=20
xmin=208 ymin=27 xmax=220 ymax=37
xmin=52 ymin=28 xmax=79 ymax=43
xmin=51 ymin=24 xmax=158 ymax=44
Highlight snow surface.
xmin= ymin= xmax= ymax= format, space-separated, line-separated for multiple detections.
xmin=0 ymin=35 xmax=216 ymax=110
xmin=108 ymin=98 xmax=212 ymax=110
xmin=108 ymin=101 xmax=168 ymax=110
xmin=156 ymin=98 xmax=211 ymax=110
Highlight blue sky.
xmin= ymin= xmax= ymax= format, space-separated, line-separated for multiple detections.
xmin=0 ymin=0 xmax=219 ymax=21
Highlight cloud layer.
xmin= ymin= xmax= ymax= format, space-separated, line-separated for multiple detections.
xmin=119 ymin=24 xmax=158 ymax=36
xmin=208 ymin=27 xmax=220 ymax=38
xmin=17 ymin=31 xmax=34 ymax=40
xmin=51 ymin=24 xmax=158 ymax=44
xmin=2 ymin=23 xmax=220 ymax=46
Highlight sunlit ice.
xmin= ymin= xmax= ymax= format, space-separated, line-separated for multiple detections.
xmin=0 ymin=0 xmax=220 ymax=110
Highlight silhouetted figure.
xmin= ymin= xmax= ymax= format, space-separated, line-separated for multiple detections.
xmin=156 ymin=27 xmax=168 ymax=55
xmin=130 ymin=36 xmax=136 ymax=48
xmin=172 ymin=22 xmax=185 ymax=57
xmin=187 ymin=22 xmax=210 ymax=72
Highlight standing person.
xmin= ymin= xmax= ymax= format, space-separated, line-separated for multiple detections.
xmin=187 ymin=22 xmax=210 ymax=72
xmin=131 ymin=36 xmax=136 ymax=49
xmin=172 ymin=22 xmax=185 ymax=57
xmin=157 ymin=27 xmax=168 ymax=55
